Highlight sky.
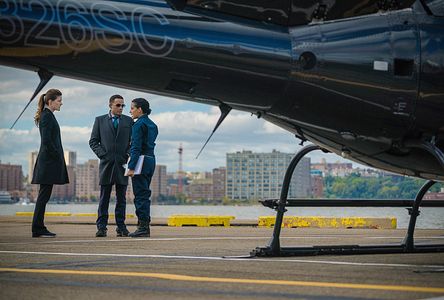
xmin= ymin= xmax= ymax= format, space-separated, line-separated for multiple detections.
xmin=0 ymin=65 xmax=348 ymax=175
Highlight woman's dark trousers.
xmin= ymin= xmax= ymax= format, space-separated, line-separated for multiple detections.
xmin=32 ymin=184 xmax=53 ymax=233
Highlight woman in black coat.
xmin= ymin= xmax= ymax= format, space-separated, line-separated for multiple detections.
xmin=31 ymin=89 xmax=69 ymax=237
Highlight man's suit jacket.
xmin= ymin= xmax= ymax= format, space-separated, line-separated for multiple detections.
xmin=128 ymin=114 xmax=158 ymax=176
xmin=89 ymin=113 xmax=132 ymax=185
xmin=32 ymin=108 xmax=69 ymax=185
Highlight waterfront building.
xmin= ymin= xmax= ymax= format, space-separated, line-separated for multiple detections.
xmin=28 ymin=150 xmax=77 ymax=201
xmin=310 ymin=169 xmax=324 ymax=198
xmin=28 ymin=151 xmax=38 ymax=184
xmin=212 ymin=167 xmax=226 ymax=202
xmin=188 ymin=178 xmax=213 ymax=202
xmin=311 ymin=158 xmax=353 ymax=177
xmin=424 ymin=188 xmax=444 ymax=200
xmin=226 ymin=150 xmax=311 ymax=201
xmin=151 ymin=165 xmax=167 ymax=202
xmin=29 ymin=150 xmax=76 ymax=183
xmin=52 ymin=165 xmax=76 ymax=201
xmin=0 ymin=162 xmax=23 ymax=192
xmin=75 ymin=159 xmax=100 ymax=201
xmin=64 ymin=150 xmax=77 ymax=166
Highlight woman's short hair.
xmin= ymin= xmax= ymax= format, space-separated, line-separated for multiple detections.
xmin=132 ymin=98 xmax=151 ymax=115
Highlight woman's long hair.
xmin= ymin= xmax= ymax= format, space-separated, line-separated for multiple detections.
xmin=34 ymin=89 xmax=62 ymax=126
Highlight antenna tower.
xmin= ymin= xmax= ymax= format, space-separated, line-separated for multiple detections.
xmin=178 ymin=143 xmax=183 ymax=193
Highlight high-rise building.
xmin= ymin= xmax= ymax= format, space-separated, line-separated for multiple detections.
xmin=28 ymin=151 xmax=38 ymax=184
xmin=75 ymin=159 xmax=100 ymax=201
xmin=151 ymin=165 xmax=167 ymax=202
xmin=28 ymin=150 xmax=77 ymax=201
xmin=29 ymin=150 xmax=76 ymax=183
xmin=226 ymin=150 xmax=311 ymax=201
xmin=64 ymin=150 xmax=77 ymax=166
xmin=52 ymin=165 xmax=76 ymax=201
xmin=310 ymin=170 xmax=324 ymax=198
xmin=212 ymin=167 xmax=226 ymax=202
xmin=188 ymin=178 xmax=213 ymax=202
xmin=47 ymin=151 xmax=77 ymax=201
xmin=0 ymin=162 xmax=23 ymax=192
xmin=167 ymin=172 xmax=189 ymax=197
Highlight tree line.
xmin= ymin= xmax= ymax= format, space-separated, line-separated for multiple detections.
xmin=323 ymin=173 xmax=442 ymax=199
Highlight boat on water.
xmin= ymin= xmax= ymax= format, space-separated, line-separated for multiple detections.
xmin=0 ymin=191 xmax=13 ymax=204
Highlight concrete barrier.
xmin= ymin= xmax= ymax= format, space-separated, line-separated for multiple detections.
xmin=258 ymin=216 xmax=397 ymax=229
xmin=168 ymin=215 xmax=235 ymax=227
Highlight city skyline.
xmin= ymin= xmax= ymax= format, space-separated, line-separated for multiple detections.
xmin=1 ymin=66 xmax=354 ymax=174
xmin=3 ymin=149 xmax=439 ymax=203
xmin=1 ymin=148 xmax=319 ymax=202
xmin=1 ymin=149 xmax=354 ymax=179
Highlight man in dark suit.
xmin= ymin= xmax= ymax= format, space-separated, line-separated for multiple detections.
xmin=127 ymin=98 xmax=158 ymax=237
xmin=89 ymin=95 xmax=132 ymax=237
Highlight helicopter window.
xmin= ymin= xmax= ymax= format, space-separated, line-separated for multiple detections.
xmin=394 ymin=59 xmax=414 ymax=77
xmin=424 ymin=0 xmax=444 ymax=16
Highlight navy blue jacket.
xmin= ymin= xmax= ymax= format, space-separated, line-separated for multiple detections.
xmin=128 ymin=114 xmax=158 ymax=175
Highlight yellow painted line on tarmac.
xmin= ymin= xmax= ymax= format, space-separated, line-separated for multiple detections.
xmin=72 ymin=213 xmax=135 ymax=218
xmin=110 ymin=214 xmax=135 ymax=218
xmin=0 ymin=268 xmax=443 ymax=294
xmin=73 ymin=213 xmax=97 ymax=217
xmin=16 ymin=212 xmax=71 ymax=217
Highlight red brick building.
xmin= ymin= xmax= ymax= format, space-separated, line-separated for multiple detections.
xmin=0 ymin=163 xmax=23 ymax=192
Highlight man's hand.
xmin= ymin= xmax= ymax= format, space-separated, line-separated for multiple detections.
xmin=127 ymin=169 xmax=135 ymax=177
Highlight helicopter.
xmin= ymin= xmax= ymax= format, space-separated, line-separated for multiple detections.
xmin=1 ymin=0 xmax=443 ymax=256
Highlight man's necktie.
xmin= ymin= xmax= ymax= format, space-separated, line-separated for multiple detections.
xmin=112 ymin=116 xmax=118 ymax=130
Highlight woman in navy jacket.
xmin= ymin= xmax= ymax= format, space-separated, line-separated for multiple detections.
xmin=31 ymin=89 xmax=69 ymax=237
xmin=127 ymin=98 xmax=158 ymax=237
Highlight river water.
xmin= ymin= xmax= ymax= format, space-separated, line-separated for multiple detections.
xmin=1 ymin=204 xmax=443 ymax=229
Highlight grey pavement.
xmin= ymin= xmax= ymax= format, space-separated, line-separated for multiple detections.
xmin=0 ymin=217 xmax=443 ymax=300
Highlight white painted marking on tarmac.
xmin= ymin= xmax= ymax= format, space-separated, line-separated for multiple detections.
xmin=0 ymin=236 xmax=347 ymax=245
xmin=0 ymin=250 xmax=443 ymax=269
xmin=0 ymin=235 xmax=442 ymax=245
xmin=368 ymin=236 xmax=444 ymax=239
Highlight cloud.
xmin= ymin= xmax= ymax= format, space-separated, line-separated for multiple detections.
xmin=0 ymin=110 xmax=306 ymax=175
xmin=0 ymin=66 xmax=199 ymax=129
xmin=261 ymin=121 xmax=287 ymax=134
xmin=0 ymin=80 xmax=22 ymax=91
xmin=0 ymin=66 xmax=365 ymax=176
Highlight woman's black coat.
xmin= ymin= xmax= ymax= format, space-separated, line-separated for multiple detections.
xmin=31 ymin=108 xmax=69 ymax=185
